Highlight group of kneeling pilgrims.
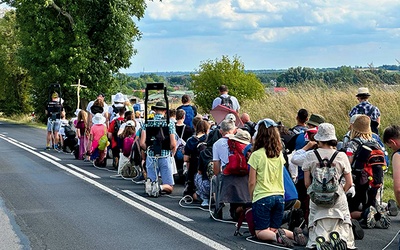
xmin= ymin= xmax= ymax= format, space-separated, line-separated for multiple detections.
xmin=54 ymin=86 xmax=400 ymax=250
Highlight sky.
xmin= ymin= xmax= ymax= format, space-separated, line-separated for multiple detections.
xmin=120 ymin=0 xmax=400 ymax=73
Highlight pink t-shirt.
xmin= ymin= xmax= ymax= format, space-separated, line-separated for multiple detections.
xmin=91 ymin=124 xmax=106 ymax=142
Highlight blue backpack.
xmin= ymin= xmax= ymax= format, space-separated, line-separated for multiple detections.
xmin=178 ymin=105 xmax=195 ymax=128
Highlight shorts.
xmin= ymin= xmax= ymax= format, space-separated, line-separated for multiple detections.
xmin=146 ymin=156 xmax=174 ymax=186
xmin=252 ymin=195 xmax=285 ymax=230
xmin=47 ymin=119 xmax=61 ymax=132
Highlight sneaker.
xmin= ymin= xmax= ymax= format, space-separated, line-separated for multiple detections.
xmin=293 ymin=227 xmax=307 ymax=246
xmin=276 ymin=228 xmax=294 ymax=248
xmin=366 ymin=206 xmax=377 ymax=229
xmin=376 ymin=205 xmax=391 ymax=229
xmin=351 ymin=219 xmax=364 ymax=240
xmin=150 ymin=181 xmax=160 ymax=197
xmin=45 ymin=146 xmax=51 ymax=150
xmin=145 ymin=178 xmax=152 ymax=195
xmin=329 ymin=231 xmax=347 ymax=250
xmin=201 ymin=199 xmax=209 ymax=207
xmin=387 ymin=199 xmax=398 ymax=216
xmin=316 ymin=236 xmax=332 ymax=250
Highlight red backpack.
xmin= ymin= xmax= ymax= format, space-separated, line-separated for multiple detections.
xmin=223 ymin=139 xmax=249 ymax=176
xmin=351 ymin=139 xmax=386 ymax=188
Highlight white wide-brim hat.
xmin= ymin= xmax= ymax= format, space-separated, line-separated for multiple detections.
xmin=314 ymin=123 xmax=337 ymax=141
xmin=92 ymin=113 xmax=106 ymax=125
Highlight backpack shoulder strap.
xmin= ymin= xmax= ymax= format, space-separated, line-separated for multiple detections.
xmin=313 ymin=149 xmax=323 ymax=165
xmin=329 ymin=151 xmax=339 ymax=165
xmin=179 ymin=125 xmax=186 ymax=139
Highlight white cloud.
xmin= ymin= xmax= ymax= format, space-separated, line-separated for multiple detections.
xmin=125 ymin=0 xmax=400 ymax=72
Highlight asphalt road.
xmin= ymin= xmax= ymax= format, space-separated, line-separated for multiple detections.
xmin=0 ymin=121 xmax=399 ymax=250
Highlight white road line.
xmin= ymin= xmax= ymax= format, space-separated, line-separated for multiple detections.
xmin=122 ymin=190 xmax=193 ymax=222
xmin=17 ymin=142 xmax=36 ymax=150
xmin=0 ymin=135 xmax=230 ymax=250
xmin=40 ymin=151 xmax=62 ymax=161
xmin=66 ymin=164 xmax=101 ymax=179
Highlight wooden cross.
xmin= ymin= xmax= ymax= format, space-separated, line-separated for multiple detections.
xmin=71 ymin=79 xmax=87 ymax=109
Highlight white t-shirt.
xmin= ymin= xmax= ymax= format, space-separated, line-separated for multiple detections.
xmin=212 ymin=137 xmax=229 ymax=170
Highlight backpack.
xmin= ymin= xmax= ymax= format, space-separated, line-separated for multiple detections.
xmin=243 ymin=121 xmax=256 ymax=136
xmin=351 ymin=139 xmax=386 ymax=188
xmin=198 ymin=144 xmax=214 ymax=181
xmin=122 ymin=136 xmax=135 ymax=157
xmin=219 ymin=96 xmax=234 ymax=110
xmin=175 ymin=125 xmax=186 ymax=160
xmin=64 ymin=124 xmax=76 ymax=139
xmin=178 ymin=105 xmax=195 ymax=128
xmin=113 ymin=119 xmax=124 ymax=137
xmin=308 ymin=150 xmax=340 ymax=208
xmin=222 ymin=139 xmax=249 ymax=176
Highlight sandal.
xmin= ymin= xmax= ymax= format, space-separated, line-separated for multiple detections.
xmin=316 ymin=236 xmax=333 ymax=250
xmin=293 ymin=227 xmax=307 ymax=246
xmin=276 ymin=228 xmax=294 ymax=248
xmin=329 ymin=231 xmax=347 ymax=250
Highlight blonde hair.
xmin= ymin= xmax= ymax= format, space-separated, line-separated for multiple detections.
xmin=78 ymin=110 xmax=88 ymax=122
xmin=350 ymin=130 xmax=372 ymax=140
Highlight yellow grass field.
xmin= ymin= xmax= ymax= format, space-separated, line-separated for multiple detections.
xmin=241 ymin=85 xmax=400 ymax=202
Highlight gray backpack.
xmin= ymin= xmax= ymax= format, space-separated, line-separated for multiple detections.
xmin=308 ymin=150 xmax=341 ymax=208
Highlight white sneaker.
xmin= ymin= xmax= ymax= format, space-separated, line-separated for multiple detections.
xmin=151 ymin=181 xmax=160 ymax=197
xmin=201 ymin=199 xmax=209 ymax=207
xmin=145 ymin=178 xmax=152 ymax=196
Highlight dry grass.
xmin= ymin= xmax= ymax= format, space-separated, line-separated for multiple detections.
xmin=241 ymin=85 xmax=400 ymax=202
xmin=242 ymin=85 xmax=400 ymax=140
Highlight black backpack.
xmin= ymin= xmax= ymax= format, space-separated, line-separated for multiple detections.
xmin=64 ymin=125 xmax=76 ymax=139
xmin=219 ymin=96 xmax=234 ymax=110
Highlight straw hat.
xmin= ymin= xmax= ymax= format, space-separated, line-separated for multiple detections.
xmin=92 ymin=113 xmax=106 ymax=125
xmin=228 ymin=129 xmax=251 ymax=145
xmin=314 ymin=123 xmax=337 ymax=141
xmin=356 ymin=87 xmax=370 ymax=97
xmin=307 ymin=114 xmax=325 ymax=127
xmin=352 ymin=115 xmax=371 ymax=134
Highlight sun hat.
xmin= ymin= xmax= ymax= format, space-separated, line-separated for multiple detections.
xmin=253 ymin=118 xmax=278 ymax=139
xmin=151 ymin=101 xmax=167 ymax=110
xmin=92 ymin=113 xmax=106 ymax=125
xmin=225 ymin=113 xmax=236 ymax=122
xmin=307 ymin=114 xmax=325 ymax=127
xmin=349 ymin=114 xmax=362 ymax=124
xmin=228 ymin=129 xmax=251 ymax=145
xmin=314 ymin=123 xmax=337 ymax=141
xmin=356 ymin=87 xmax=370 ymax=97
xmin=74 ymin=109 xmax=81 ymax=117
xmin=125 ymin=120 xmax=135 ymax=127
xmin=113 ymin=93 xmax=126 ymax=103
xmin=352 ymin=114 xmax=371 ymax=134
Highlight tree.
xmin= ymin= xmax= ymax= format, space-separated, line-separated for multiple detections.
xmin=1 ymin=0 xmax=147 ymax=118
xmin=0 ymin=10 xmax=31 ymax=115
xmin=191 ymin=55 xmax=265 ymax=112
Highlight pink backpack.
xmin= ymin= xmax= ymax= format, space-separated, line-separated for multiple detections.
xmin=122 ymin=136 xmax=135 ymax=157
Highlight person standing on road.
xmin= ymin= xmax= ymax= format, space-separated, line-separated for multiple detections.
xmin=211 ymin=85 xmax=240 ymax=112
xmin=45 ymin=92 xmax=63 ymax=150
xmin=349 ymin=87 xmax=381 ymax=134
